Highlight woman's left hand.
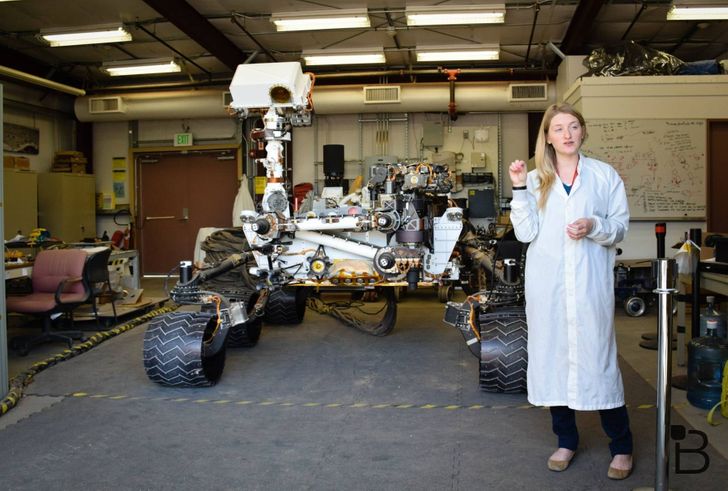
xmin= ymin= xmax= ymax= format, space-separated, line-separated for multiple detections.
xmin=566 ymin=218 xmax=594 ymax=240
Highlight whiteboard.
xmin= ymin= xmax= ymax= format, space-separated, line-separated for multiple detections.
xmin=581 ymin=119 xmax=706 ymax=220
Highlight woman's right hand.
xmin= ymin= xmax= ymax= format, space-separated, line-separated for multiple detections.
xmin=509 ymin=160 xmax=527 ymax=187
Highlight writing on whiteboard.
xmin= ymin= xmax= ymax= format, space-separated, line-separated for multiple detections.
xmin=582 ymin=120 xmax=705 ymax=219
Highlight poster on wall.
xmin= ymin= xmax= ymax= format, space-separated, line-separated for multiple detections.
xmin=112 ymin=156 xmax=128 ymax=204
xmin=3 ymin=122 xmax=39 ymax=154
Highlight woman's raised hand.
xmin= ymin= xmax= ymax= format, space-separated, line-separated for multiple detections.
xmin=509 ymin=160 xmax=527 ymax=187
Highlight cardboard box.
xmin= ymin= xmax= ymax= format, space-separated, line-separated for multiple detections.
xmin=3 ymin=155 xmax=30 ymax=169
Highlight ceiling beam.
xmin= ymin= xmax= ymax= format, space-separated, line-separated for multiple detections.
xmin=0 ymin=45 xmax=82 ymax=88
xmin=142 ymin=0 xmax=246 ymax=70
xmin=559 ymin=0 xmax=609 ymax=55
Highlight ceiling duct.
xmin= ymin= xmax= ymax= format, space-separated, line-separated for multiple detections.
xmin=75 ymin=81 xmax=555 ymax=121
xmin=88 ymin=96 xmax=126 ymax=114
xmin=364 ymin=86 xmax=400 ymax=104
xmin=508 ymin=83 xmax=548 ymax=102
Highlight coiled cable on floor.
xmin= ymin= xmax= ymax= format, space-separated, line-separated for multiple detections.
xmin=0 ymin=306 xmax=176 ymax=418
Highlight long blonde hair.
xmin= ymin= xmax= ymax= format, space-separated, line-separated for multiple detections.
xmin=534 ymin=103 xmax=587 ymax=210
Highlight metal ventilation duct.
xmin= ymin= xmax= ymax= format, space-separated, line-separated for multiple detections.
xmin=74 ymin=82 xmax=556 ymax=122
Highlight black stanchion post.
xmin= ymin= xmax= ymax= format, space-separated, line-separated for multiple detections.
xmin=689 ymin=228 xmax=702 ymax=342
xmin=655 ymin=222 xmax=666 ymax=259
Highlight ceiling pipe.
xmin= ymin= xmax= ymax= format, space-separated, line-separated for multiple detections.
xmin=74 ymin=81 xmax=557 ymax=122
xmin=0 ymin=64 xmax=86 ymax=96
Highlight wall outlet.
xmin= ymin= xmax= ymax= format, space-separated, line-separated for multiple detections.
xmin=463 ymin=129 xmax=469 ymax=140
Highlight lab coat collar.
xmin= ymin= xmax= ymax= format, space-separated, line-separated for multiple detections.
xmin=555 ymin=154 xmax=584 ymax=198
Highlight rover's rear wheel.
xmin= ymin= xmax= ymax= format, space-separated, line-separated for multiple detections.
xmin=478 ymin=309 xmax=528 ymax=393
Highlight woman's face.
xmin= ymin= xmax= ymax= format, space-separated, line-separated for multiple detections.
xmin=546 ymin=112 xmax=583 ymax=158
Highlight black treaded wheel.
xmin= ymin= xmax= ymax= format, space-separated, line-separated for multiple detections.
xmin=437 ymin=283 xmax=453 ymax=303
xmin=227 ymin=292 xmax=263 ymax=348
xmin=143 ymin=311 xmax=226 ymax=387
xmin=478 ymin=308 xmax=528 ymax=393
xmin=263 ymin=287 xmax=310 ymax=325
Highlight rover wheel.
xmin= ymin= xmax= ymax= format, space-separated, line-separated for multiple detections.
xmin=438 ymin=283 xmax=453 ymax=303
xmin=143 ymin=311 xmax=226 ymax=387
xmin=227 ymin=292 xmax=263 ymax=348
xmin=478 ymin=309 xmax=528 ymax=393
xmin=263 ymin=287 xmax=310 ymax=325
xmin=624 ymin=296 xmax=647 ymax=317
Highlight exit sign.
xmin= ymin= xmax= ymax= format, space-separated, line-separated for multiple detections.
xmin=174 ymin=133 xmax=193 ymax=146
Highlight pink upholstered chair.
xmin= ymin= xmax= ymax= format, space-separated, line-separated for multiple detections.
xmin=6 ymin=248 xmax=90 ymax=355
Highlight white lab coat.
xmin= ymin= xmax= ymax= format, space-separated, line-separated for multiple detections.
xmin=510 ymin=154 xmax=630 ymax=410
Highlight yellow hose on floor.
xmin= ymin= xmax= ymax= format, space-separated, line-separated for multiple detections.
xmin=707 ymin=361 xmax=728 ymax=425
xmin=1 ymin=306 xmax=176 ymax=418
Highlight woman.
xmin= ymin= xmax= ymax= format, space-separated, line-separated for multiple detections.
xmin=508 ymin=103 xmax=633 ymax=480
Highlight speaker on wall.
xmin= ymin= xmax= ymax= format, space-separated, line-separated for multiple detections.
xmin=323 ymin=144 xmax=345 ymax=177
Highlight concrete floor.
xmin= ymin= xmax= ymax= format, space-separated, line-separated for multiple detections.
xmin=1 ymin=278 xmax=727 ymax=490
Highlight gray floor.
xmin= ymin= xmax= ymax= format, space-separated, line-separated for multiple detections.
xmin=1 ymin=280 xmax=727 ymax=490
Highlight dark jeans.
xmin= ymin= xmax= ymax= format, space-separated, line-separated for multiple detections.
xmin=550 ymin=405 xmax=633 ymax=456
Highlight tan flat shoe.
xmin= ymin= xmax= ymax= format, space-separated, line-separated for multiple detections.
xmin=607 ymin=455 xmax=633 ymax=480
xmin=547 ymin=449 xmax=576 ymax=472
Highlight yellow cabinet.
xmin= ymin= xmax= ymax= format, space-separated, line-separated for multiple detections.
xmin=38 ymin=173 xmax=96 ymax=242
xmin=3 ymin=169 xmax=38 ymax=240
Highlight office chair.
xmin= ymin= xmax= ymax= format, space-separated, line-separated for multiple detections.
xmin=6 ymin=248 xmax=90 ymax=356
xmin=84 ymin=247 xmax=118 ymax=326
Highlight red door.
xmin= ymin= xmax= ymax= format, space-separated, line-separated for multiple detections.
xmin=138 ymin=151 xmax=239 ymax=274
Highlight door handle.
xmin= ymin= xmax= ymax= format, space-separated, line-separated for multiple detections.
xmin=182 ymin=208 xmax=189 ymax=220
xmin=145 ymin=215 xmax=176 ymax=221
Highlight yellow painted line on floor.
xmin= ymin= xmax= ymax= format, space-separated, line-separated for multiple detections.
xmin=61 ymin=392 xmax=666 ymax=417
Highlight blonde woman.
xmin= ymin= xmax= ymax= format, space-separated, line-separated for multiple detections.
xmin=508 ymin=103 xmax=633 ymax=480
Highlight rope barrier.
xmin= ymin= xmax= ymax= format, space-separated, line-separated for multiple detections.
xmin=1 ymin=306 xmax=176 ymax=418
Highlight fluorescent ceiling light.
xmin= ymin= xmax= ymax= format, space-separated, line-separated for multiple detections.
xmin=302 ymin=49 xmax=385 ymax=66
xmin=667 ymin=4 xmax=728 ymax=20
xmin=40 ymin=24 xmax=132 ymax=47
xmin=271 ymin=8 xmax=371 ymax=32
xmin=416 ymin=45 xmax=500 ymax=62
xmin=406 ymin=4 xmax=505 ymax=26
xmin=102 ymin=58 xmax=181 ymax=76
